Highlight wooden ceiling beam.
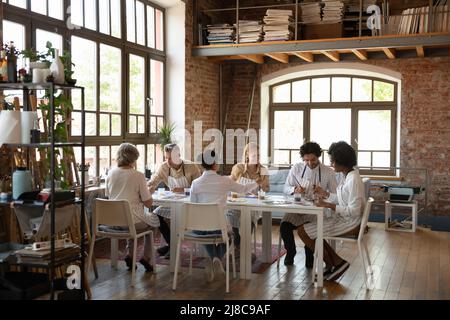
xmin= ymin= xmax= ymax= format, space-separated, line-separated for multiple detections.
xmin=351 ymin=49 xmax=368 ymax=60
xmin=416 ymin=46 xmax=425 ymax=57
xmin=383 ymin=47 xmax=396 ymax=59
xmin=293 ymin=51 xmax=314 ymax=62
xmin=238 ymin=54 xmax=264 ymax=64
xmin=264 ymin=52 xmax=289 ymax=63
xmin=321 ymin=50 xmax=340 ymax=61
xmin=207 ymin=55 xmax=243 ymax=63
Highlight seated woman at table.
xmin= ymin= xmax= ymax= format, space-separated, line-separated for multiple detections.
xmin=147 ymin=143 xmax=203 ymax=258
xmin=281 ymin=142 xmax=337 ymax=267
xmin=190 ymin=149 xmax=258 ymax=280
xmin=106 ymin=143 xmax=154 ymax=272
xmin=229 ymin=142 xmax=269 ymax=247
xmin=297 ymin=141 xmax=365 ymax=281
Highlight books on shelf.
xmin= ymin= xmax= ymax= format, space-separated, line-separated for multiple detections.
xmin=300 ymin=2 xmax=322 ymax=24
xmin=434 ymin=0 xmax=450 ymax=32
xmin=346 ymin=0 xmax=378 ymax=13
xmin=14 ymin=243 xmax=79 ymax=264
xmin=392 ymin=1 xmax=449 ymax=35
xmin=263 ymin=9 xmax=294 ymax=41
xmin=322 ymin=0 xmax=345 ymax=23
xmin=206 ymin=24 xmax=235 ymax=44
xmin=235 ymin=20 xmax=263 ymax=43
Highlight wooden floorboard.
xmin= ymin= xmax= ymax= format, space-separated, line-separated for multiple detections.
xmin=83 ymin=223 xmax=450 ymax=300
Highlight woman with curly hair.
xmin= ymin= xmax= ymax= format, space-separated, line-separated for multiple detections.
xmin=297 ymin=141 xmax=366 ymax=281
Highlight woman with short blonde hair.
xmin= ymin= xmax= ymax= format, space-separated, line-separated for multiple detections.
xmin=116 ymin=143 xmax=140 ymax=167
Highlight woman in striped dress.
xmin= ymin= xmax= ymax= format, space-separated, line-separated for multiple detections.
xmin=297 ymin=141 xmax=366 ymax=281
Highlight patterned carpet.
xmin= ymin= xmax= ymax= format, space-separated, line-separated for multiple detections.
xmin=93 ymin=238 xmax=286 ymax=274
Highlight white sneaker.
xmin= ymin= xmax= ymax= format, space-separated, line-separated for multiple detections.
xmin=204 ymin=257 xmax=214 ymax=282
xmin=213 ymin=257 xmax=225 ymax=275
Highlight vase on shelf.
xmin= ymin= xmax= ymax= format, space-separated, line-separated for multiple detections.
xmin=7 ymin=52 xmax=17 ymax=83
xmin=12 ymin=167 xmax=33 ymax=200
xmin=50 ymin=49 xmax=65 ymax=84
xmin=79 ymin=171 xmax=89 ymax=186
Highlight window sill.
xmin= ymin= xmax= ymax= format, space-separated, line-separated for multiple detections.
xmin=361 ymin=175 xmax=404 ymax=182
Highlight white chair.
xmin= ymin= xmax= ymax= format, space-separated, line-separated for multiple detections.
xmin=312 ymin=197 xmax=374 ymax=289
xmin=87 ymin=199 xmax=156 ymax=287
xmin=172 ymin=203 xmax=236 ymax=293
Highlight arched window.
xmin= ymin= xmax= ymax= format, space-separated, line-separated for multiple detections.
xmin=270 ymin=75 xmax=397 ymax=175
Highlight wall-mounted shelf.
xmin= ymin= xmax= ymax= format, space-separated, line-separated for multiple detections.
xmin=192 ymin=32 xmax=450 ymax=63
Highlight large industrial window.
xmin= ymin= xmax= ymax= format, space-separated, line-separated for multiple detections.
xmin=270 ymin=75 xmax=397 ymax=175
xmin=1 ymin=0 xmax=166 ymax=179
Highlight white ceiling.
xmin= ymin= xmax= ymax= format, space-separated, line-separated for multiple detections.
xmin=150 ymin=0 xmax=182 ymax=8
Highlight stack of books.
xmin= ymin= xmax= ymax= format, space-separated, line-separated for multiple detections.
xmin=322 ymin=0 xmax=345 ymax=23
xmin=346 ymin=0 xmax=378 ymax=13
xmin=235 ymin=20 xmax=264 ymax=43
xmin=206 ymin=24 xmax=235 ymax=44
xmin=300 ymin=2 xmax=322 ymax=24
xmin=263 ymin=9 xmax=294 ymax=41
xmin=14 ymin=243 xmax=79 ymax=265
xmin=434 ymin=0 xmax=449 ymax=32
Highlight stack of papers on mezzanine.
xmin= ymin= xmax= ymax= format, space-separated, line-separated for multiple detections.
xmin=235 ymin=20 xmax=264 ymax=43
xmin=263 ymin=9 xmax=294 ymax=41
xmin=322 ymin=0 xmax=345 ymax=23
xmin=206 ymin=24 xmax=236 ymax=44
xmin=300 ymin=1 xmax=322 ymax=24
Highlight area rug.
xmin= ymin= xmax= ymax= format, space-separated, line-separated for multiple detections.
xmin=93 ymin=238 xmax=286 ymax=274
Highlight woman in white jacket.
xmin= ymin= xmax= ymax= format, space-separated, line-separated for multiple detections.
xmin=297 ymin=141 xmax=365 ymax=281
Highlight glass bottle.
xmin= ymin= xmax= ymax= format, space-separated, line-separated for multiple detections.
xmin=7 ymin=42 xmax=18 ymax=83
xmin=30 ymin=117 xmax=41 ymax=144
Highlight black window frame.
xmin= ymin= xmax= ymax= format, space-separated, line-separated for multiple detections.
xmin=0 ymin=0 xmax=167 ymax=177
xmin=269 ymin=75 xmax=398 ymax=176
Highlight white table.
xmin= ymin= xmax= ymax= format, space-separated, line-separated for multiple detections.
xmin=152 ymin=193 xmax=325 ymax=287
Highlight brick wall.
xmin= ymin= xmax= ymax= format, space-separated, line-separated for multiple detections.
xmin=185 ymin=0 xmax=222 ymax=158
xmin=185 ymin=2 xmax=449 ymax=215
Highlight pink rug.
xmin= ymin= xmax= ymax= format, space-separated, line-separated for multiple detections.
xmin=93 ymin=238 xmax=286 ymax=274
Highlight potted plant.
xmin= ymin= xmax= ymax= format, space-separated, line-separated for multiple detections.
xmin=60 ymin=51 xmax=76 ymax=85
xmin=21 ymin=42 xmax=53 ymax=83
xmin=158 ymin=122 xmax=176 ymax=150
xmin=38 ymin=91 xmax=75 ymax=189
xmin=21 ymin=42 xmax=55 ymax=69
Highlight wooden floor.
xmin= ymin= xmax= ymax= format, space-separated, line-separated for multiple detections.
xmin=86 ymin=223 xmax=450 ymax=300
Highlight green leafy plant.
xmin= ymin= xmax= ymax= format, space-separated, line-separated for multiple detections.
xmin=60 ymin=50 xmax=75 ymax=82
xmin=39 ymin=91 xmax=74 ymax=190
xmin=21 ymin=42 xmax=76 ymax=83
xmin=158 ymin=122 xmax=176 ymax=150
xmin=21 ymin=48 xmax=48 ymax=64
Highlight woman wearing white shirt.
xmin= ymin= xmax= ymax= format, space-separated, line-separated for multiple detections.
xmin=106 ymin=143 xmax=154 ymax=272
xmin=229 ymin=143 xmax=270 ymax=247
xmin=190 ymin=149 xmax=258 ymax=280
xmin=281 ymin=142 xmax=337 ymax=267
xmin=297 ymin=141 xmax=365 ymax=281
